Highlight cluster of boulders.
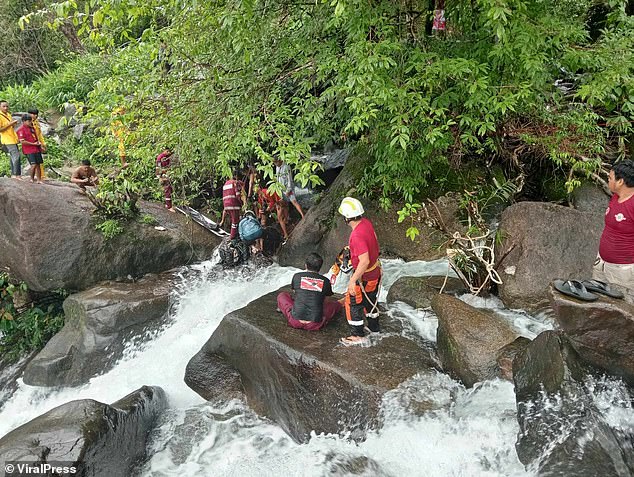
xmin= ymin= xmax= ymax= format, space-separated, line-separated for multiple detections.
xmin=1 ymin=147 xmax=633 ymax=475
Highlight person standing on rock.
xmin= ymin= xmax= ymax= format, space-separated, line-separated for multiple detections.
xmin=593 ymin=160 xmax=634 ymax=291
xmin=71 ymin=160 xmax=99 ymax=192
xmin=273 ymin=157 xmax=304 ymax=243
xmin=338 ymin=197 xmax=382 ymax=346
xmin=277 ymin=252 xmax=342 ymax=330
xmin=16 ymin=115 xmax=43 ymax=184
xmin=221 ymin=173 xmax=244 ymax=239
xmin=28 ymin=109 xmax=47 ymax=181
xmin=0 ymin=100 xmax=21 ymax=179
xmin=156 ymin=148 xmax=175 ymax=212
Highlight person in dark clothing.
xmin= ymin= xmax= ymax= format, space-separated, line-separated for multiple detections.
xmin=277 ymin=253 xmax=342 ymax=330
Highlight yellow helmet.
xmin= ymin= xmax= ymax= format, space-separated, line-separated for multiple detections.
xmin=338 ymin=197 xmax=364 ymax=219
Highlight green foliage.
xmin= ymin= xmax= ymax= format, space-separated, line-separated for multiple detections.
xmin=2 ymin=0 xmax=631 ymax=216
xmin=95 ymin=218 xmax=124 ymax=240
xmin=88 ymin=173 xmax=140 ymax=220
xmin=0 ymin=273 xmax=65 ymax=362
xmin=139 ymin=214 xmax=158 ymax=225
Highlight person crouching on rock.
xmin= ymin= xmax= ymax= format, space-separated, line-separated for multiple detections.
xmin=593 ymin=159 xmax=634 ymax=292
xmin=71 ymin=159 xmax=99 ymax=193
xmin=277 ymin=252 xmax=342 ymax=331
xmin=338 ymin=197 xmax=382 ymax=346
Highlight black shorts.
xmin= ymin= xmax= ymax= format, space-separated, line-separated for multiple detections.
xmin=27 ymin=152 xmax=43 ymax=165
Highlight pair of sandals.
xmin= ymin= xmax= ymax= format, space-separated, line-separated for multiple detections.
xmin=553 ymin=279 xmax=624 ymax=302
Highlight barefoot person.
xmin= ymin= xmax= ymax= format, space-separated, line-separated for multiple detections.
xmin=28 ymin=109 xmax=47 ymax=180
xmin=277 ymin=252 xmax=342 ymax=330
xmin=338 ymin=197 xmax=382 ymax=346
xmin=0 ymin=100 xmax=21 ymax=179
xmin=71 ymin=160 xmax=99 ymax=192
xmin=274 ymin=158 xmax=304 ymax=242
xmin=16 ymin=115 xmax=43 ymax=183
xmin=593 ymin=160 xmax=634 ymax=291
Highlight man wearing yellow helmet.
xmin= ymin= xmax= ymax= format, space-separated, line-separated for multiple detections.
xmin=338 ymin=197 xmax=381 ymax=345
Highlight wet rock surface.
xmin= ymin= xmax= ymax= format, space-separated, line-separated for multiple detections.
xmin=386 ymin=275 xmax=466 ymax=309
xmin=550 ymin=287 xmax=634 ymax=386
xmin=496 ymin=201 xmax=602 ymax=311
xmin=513 ymin=331 xmax=634 ymax=476
xmin=185 ymin=287 xmax=439 ymax=443
xmin=0 ymin=386 xmax=167 ymax=476
xmin=0 ymin=179 xmax=219 ymax=292
xmin=432 ymin=294 xmax=520 ymax=387
xmin=22 ymin=273 xmax=174 ymax=387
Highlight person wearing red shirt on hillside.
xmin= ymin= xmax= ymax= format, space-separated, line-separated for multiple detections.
xmin=220 ymin=174 xmax=244 ymax=239
xmin=593 ymin=159 xmax=634 ymax=291
xmin=156 ymin=148 xmax=174 ymax=211
xmin=16 ymin=114 xmax=43 ymax=184
xmin=338 ymin=197 xmax=382 ymax=346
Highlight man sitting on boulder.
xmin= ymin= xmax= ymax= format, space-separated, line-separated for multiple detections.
xmin=593 ymin=159 xmax=634 ymax=291
xmin=71 ymin=160 xmax=99 ymax=192
xmin=277 ymin=253 xmax=342 ymax=330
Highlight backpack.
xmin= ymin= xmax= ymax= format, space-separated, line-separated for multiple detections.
xmin=238 ymin=212 xmax=263 ymax=243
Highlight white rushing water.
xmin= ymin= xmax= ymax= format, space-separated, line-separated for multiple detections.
xmin=0 ymin=257 xmax=592 ymax=476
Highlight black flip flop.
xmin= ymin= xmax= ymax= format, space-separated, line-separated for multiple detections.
xmin=580 ymin=279 xmax=624 ymax=299
xmin=553 ymin=279 xmax=599 ymax=302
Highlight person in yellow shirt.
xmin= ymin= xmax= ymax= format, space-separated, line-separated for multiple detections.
xmin=110 ymin=107 xmax=129 ymax=168
xmin=0 ymin=100 xmax=21 ymax=179
xmin=28 ymin=109 xmax=46 ymax=180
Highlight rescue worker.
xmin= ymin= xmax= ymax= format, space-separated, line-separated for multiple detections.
xmin=155 ymin=148 xmax=174 ymax=211
xmin=338 ymin=197 xmax=381 ymax=346
xmin=220 ymin=174 xmax=244 ymax=239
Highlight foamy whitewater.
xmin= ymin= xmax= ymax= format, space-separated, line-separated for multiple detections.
xmin=0 ymin=258 xmax=630 ymax=476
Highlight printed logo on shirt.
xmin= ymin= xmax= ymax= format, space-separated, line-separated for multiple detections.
xmin=300 ymin=277 xmax=324 ymax=292
xmin=615 ymin=213 xmax=627 ymax=222
xmin=606 ymin=206 xmax=610 ymax=216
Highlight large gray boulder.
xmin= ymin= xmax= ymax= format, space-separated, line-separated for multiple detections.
xmin=185 ymin=288 xmax=439 ymax=442
xmin=22 ymin=273 xmax=173 ymax=387
xmin=0 ymin=179 xmax=219 ymax=292
xmin=432 ymin=294 xmax=520 ymax=387
xmin=550 ymin=287 xmax=634 ymax=386
xmin=278 ymin=150 xmax=460 ymax=269
xmin=386 ymin=275 xmax=466 ymax=309
xmin=496 ymin=201 xmax=603 ymax=311
xmin=513 ymin=331 xmax=634 ymax=476
xmin=0 ymin=386 xmax=167 ymax=476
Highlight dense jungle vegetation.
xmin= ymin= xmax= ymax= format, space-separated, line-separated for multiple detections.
xmin=0 ymin=0 xmax=632 ymax=207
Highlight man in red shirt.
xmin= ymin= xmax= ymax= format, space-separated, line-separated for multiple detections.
xmin=338 ymin=197 xmax=381 ymax=345
xmin=593 ymin=160 xmax=634 ymax=291
xmin=156 ymin=148 xmax=174 ymax=211
xmin=16 ymin=115 xmax=43 ymax=183
xmin=220 ymin=174 xmax=244 ymax=239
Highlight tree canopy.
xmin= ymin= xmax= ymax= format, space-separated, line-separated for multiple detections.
xmin=2 ymin=0 xmax=633 ymax=205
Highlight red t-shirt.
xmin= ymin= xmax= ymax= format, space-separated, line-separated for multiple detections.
xmin=222 ymin=179 xmax=243 ymax=210
xmin=257 ymin=188 xmax=280 ymax=211
xmin=17 ymin=124 xmax=41 ymax=154
xmin=599 ymin=194 xmax=634 ymax=264
xmin=349 ymin=217 xmax=381 ymax=280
